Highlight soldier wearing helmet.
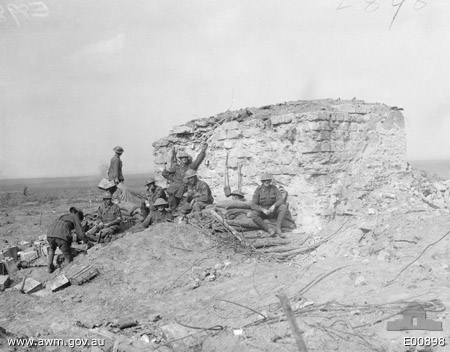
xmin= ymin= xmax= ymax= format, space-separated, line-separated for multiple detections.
xmin=230 ymin=190 xmax=246 ymax=202
xmin=85 ymin=192 xmax=122 ymax=243
xmin=143 ymin=176 xmax=167 ymax=211
xmin=141 ymin=198 xmax=173 ymax=228
xmin=250 ymin=173 xmax=288 ymax=238
xmin=46 ymin=207 xmax=86 ymax=273
xmin=108 ymin=146 xmax=125 ymax=185
xmin=178 ymin=169 xmax=214 ymax=217
xmin=162 ymin=143 xmax=208 ymax=211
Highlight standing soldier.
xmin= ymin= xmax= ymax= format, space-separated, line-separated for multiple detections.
xmin=85 ymin=193 xmax=122 ymax=243
xmin=179 ymin=169 xmax=214 ymax=218
xmin=47 ymin=207 xmax=85 ymax=273
xmin=162 ymin=143 xmax=208 ymax=211
xmin=141 ymin=198 xmax=173 ymax=228
xmin=250 ymin=173 xmax=288 ymax=238
xmin=108 ymin=146 xmax=124 ymax=185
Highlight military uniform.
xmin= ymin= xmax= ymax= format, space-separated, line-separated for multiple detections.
xmin=162 ymin=150 xmax=205 ymax=209
xmin=47 ymin=213 xmax=85 ymax=271
xmin=142 ymin=209 xmax=173 ymax=228
xmin=145 ymin=186 xmax=166 ymax=208
xmin=85 ymin=203 xmax=122 ymax=242
xmin=250 ymin=184 xmax=288 ymax=236
xmin=179 ymin=179 xmax=214 ymax=215
xmin=108 ymin=154 xmax=124 ymax=183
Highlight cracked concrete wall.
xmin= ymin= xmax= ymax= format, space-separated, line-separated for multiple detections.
xmin=152 ymin=99 xmax=407 ymax=233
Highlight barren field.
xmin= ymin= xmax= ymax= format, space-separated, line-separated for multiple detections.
xmin=1 ymin=172 xmax=450 ymax=352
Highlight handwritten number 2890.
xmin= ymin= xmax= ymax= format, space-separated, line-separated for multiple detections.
xmin=365 ymin=0 xmax=379 ymax=13
xmin=414 ymin=0 xmax=427 ymax=10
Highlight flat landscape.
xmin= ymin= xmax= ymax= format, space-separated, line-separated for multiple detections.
xmin=0 ymin=162 xmax=450 ymax=352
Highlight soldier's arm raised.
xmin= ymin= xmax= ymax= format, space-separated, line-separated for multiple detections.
xmin=191 ymin=143 xmax=207 ymax=170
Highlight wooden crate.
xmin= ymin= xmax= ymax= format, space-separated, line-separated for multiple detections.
xmin=68 ymin=265 xmax=99 ymax=285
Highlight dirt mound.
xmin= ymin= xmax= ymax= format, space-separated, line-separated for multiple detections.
xmin=1 ymin=213 xmax=450 ymax=352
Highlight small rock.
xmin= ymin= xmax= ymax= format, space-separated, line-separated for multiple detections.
xmin=140 ymin=335 xmax=151 ymax=344
xmin=233 ymin=329 xmax=243 ymax=336
xmin=354 ymin=275 xmax=366 ymax=286
xmin=148 ymin=314 xmax=162 ymax=323
xmin=377 ymin=250 xmax=391 ymax=261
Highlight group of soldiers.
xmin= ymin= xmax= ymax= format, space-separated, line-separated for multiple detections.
xmin=46 ymin=144 xmax=292 ymax=273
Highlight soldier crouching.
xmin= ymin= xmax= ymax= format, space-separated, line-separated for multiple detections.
xmin=47 ymin=207 xmax=85 ymax=273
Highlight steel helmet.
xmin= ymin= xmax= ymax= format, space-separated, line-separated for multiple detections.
xmin=113 ymin=146 xmax=124 ymax=154
xmin=230 ymin=190 xmax=245 ymax=197
xmin=153 ymin=198 xmax=168 ymax=207
xmin=184 ymin=169 xmax=197 ymax=179
xmin=145 ymin=177 xmax=156 ymax=185
xmin=260 ymin=173 xmax=273 ymax=181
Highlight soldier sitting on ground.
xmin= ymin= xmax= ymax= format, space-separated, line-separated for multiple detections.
xmin=178 ymin=169 xmax=214 ymax=219
xmin=141 ymin=198 xmax=173 ymax=228
xmin=47 ymin=207 xmax=85 ymax=273
xmin=250 ymin=173 xmax=288 ymax=238
xmin=142 ymin=177 xmax=167 ymax=212
xmin=85 ymin=192 xmax=122 ymax=243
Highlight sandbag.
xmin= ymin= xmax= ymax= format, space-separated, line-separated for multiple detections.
xmin=98 ymin=178 xmax=115 ymax=190
xmin=225 ymin=208 xmax=250 ymax=220
xmin=133 ymin=214 xmax=144 ymax=222
xmin=118 ymin=201 xmax=139 ymax=214
xmin=215 ymin=200 xmax=251 ymax=210
xmin=228 ymin=218 xmax=259 ymax=229
xmin=131 ymin=208 xmax=141 ymax=216
xmin=115 ymin=184 xmax=146 ymax=205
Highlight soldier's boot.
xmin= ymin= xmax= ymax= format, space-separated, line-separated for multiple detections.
xmin=276 ymin=205 xmax=288 ymax=238
xmin=61 ymin=253 xmax=72 ymax=268
xmin=47 ymin=249 xmax=55 ymax=274
xmin=251 ymin=213 xmax=274 ymax=236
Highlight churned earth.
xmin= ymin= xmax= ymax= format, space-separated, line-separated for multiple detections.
xmin=1 ymin=176 xmax=450 ymax=352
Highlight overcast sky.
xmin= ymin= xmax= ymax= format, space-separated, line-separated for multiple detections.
xmin=1 ymin=0 xmax=449 ymax=179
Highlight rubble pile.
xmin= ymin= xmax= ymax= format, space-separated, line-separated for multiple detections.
xmin=153 ymin=99 xmax=407 ymax=233
xmin=0 ymin=236 xmax=98 ymax=295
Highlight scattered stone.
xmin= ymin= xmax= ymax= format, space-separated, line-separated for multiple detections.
xmin=148 ymin=314 xmax=162 ymax=323
xmin=377 ymin=250 xmax=391 ymax=261
xmin=354 ymin=275 xmax=367 ymax=286
xmin=232 ymin=328 xmax=243 ymax=336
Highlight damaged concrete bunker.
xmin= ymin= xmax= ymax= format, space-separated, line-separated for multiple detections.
xmin=153 ymin=99 xmax=407 ymax=233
